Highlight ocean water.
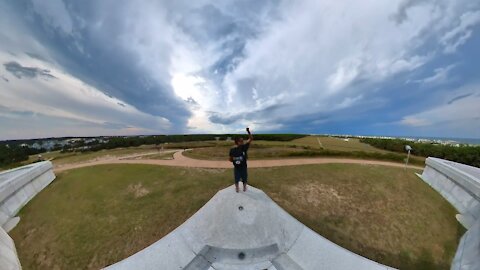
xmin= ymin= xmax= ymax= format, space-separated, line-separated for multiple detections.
xmin=407 ymin=136 xmax=480 ymax=145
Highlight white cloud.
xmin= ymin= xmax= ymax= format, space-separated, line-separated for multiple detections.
xmin=441 ymin=11 xmax=480 ymax=53
xmin=82 ymin=0 xmax=479 ymax=132
xmin=212 ymin=1 xmax=447 ymax=122
xmin=400 ymin=117 xmax=431 ymax=127
xmin=0 ymin=51 xmax=171 ymax=139
xmin=414 ymin=64 xmax=456 ymax=85
xmin=399 ymin=84 xmax=480 ymax=136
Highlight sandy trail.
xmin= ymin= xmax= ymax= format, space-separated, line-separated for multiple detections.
xmin=54 ymin=150 xmax=423 ymax=173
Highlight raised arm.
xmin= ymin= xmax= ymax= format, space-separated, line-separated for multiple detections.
xmin=246 ymin=127 xmax=253 ymax=144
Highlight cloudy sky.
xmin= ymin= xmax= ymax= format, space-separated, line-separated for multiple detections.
xmin=0 ymin=0 xmax=479 ymax=140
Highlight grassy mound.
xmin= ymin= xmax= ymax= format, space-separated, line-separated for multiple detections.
xmin=11 ymin=164 xmax=461 ymax=269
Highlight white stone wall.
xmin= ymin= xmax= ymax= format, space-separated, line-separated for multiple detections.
xmin=0 ymin=161 xmax=56 ymax=231
xmin=0 ymin=161 xmax=56 ymax=270
xmin=451 ymin=218 xmax=480 ymax=270
xmin=417 ymin=157 xmax=480 ymax=270
xmin=0 ymin=226 xmax=21 ymax=270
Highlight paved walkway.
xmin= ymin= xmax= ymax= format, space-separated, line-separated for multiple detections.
xmin=54 ymin=150 xmax=423 ymax=173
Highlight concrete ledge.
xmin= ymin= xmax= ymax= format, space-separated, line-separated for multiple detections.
xmin=451 ymin=218 xmax=480 ymax=270
xmin=418 ymin=157 xmax=480 ymax=225
xmin=0 ymin=226 xmax=21 ymax=270
xmin=417 ymin=157 xmax=480 ymax=270
xmin=0 ymin=161 xmax=56 ymax=231
xmin=425 ymin=158 xmax=480 ymax=200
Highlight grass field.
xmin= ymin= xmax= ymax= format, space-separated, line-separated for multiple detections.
xmin=239 ymin=136 xmax=388 ymax=152
xmin=23 ymin=146 xmax=160 ymax=166
xmin=3 ymin=136 xmax=424 ymax=171
xmin=254 ymin=165 xmax=462 ymax=269
xmin=10 ymin=164 xmax=461 ymax=269
xmin=293 ymin=136 xmax=389 ymax=152
xmin=183 ymin=138 xmax=426 ymax=165
xmin=183 ymin=144 xmax=309 ymax=160
xmin=10 ymin=165 xmax=230 ymax=269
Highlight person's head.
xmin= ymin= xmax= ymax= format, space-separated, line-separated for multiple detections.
xmin=234 ymin=137 xmax=244 ymax=146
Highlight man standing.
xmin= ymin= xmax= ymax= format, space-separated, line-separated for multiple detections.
xmin=229 ymin=128 xmax=253 ymax=192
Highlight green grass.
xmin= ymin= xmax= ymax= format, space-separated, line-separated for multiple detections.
xmin=183 ymin=144 xmax=309 ymax=160
xmin=10 ymin=165 xmax=230 ymax=269
xmin=293 ymin=136 xmax=388 ymax=152
xmin=253 ymin=165 xmax=463 ymax=269
xmin=183 ymin=143 xmax=425 ymax=165
xmin=10 ymin=164 xmax=461 ymax=269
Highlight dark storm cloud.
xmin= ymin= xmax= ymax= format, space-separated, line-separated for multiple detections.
xmin=102 ymin=122 xmax=130 ymax=129
xmin=208 ymin=104 xmax=285 ymax=125
xmin=3 ymin=61 xmax=56 ymax=79
xmin=391 ymin=0 xmax=430 ymax=24
xmin=7 ymin=0 xmax=191 ymax=132
xmin=177 ymin=1 xmax=279 ymax=80
xmin=0 ymin=105 xmax=36 ymax=117
xmin=185 ymin=97 xmax=199 ymax=105
xmin=25 ymin=52 xmax=51 ymax=62
xmin=447 ymin=93 xmax=473 ymax=105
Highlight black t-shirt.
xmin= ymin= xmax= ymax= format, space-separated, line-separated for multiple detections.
xmin=229 ymin=143 xmax=250 ymax=168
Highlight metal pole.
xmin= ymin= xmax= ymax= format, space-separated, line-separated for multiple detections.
xmin=404 ymin=149 xmax=410 ymax=171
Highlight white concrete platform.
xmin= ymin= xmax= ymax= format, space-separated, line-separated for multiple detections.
xmin=105 ymin=185 xmax=395 ymax=270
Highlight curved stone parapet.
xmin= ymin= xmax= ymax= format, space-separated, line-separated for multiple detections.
xmin=0 ymin=161 xmax=56 ymax=270
xmin=0 ymin=226 xmax=21 ymax=270
xmin=0 ymin=161 xmax=56 ymax=231
xmin=105 ymin=185 xmax=395 ymax=270
xmin=417 ymin=157 xmax=480 ymax=228
xmin=417 ymin=157 xmax=480 ymax=270
xmin=451 ymin=218 xmax=480 ymax=270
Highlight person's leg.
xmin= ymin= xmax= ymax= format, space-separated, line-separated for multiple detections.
xmin=242 ymin=168 xmax=248 ymax=192
xmin=234 ymin=168 xmax=240 ymax=192
xmin=235 ymin=182 xmax=240 ymax=192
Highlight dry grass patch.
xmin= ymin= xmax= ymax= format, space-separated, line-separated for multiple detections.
xmin=252 ymin=164 xmax=463 ymax=270
xmin=127 ymin=183 xmax=150 ymax=198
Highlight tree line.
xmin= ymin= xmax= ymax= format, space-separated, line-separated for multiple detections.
xmin=0 ymin=145 xmax=44 ymax=166
xmin=360 ymin=138 xmax=480 ymax=167
xmin=1 ymin=134 xmax=306 ymax=167
xmin=77 ymin=134 xmax=305 ymax=152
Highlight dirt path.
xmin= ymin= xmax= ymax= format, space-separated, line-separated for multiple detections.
xmin=54 ymin=150 xmax=423 ymax=173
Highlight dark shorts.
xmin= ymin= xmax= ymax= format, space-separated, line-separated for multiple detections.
xmin=234 ymin=166 xmax=248 ymax=183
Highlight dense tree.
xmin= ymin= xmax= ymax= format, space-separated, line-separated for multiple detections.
xmin=360 ymin=138 xmax=480 ymax=167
